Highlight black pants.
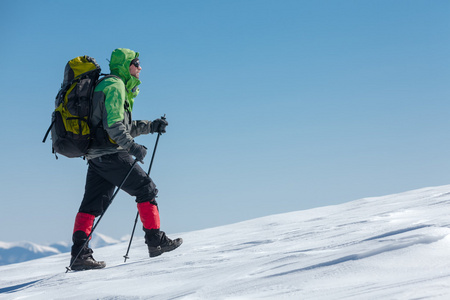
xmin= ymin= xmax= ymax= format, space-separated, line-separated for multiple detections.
xmin=78 ymin=151 xmax=158 ymax=216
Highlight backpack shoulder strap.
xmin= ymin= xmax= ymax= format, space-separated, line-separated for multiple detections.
xmin=97 ymin=74 xmax=122 ymax=85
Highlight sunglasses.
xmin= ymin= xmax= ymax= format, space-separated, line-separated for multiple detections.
xmin=130 ymin=59 xmax=140 ymax=68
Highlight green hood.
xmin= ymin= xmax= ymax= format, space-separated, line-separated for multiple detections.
xmin=109 ymin=48 xmax=141 ymax=109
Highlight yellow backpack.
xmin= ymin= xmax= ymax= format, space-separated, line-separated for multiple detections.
xmin=43 ymin=56 xmax=101 ymax=158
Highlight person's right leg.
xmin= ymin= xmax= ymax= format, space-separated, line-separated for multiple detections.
xmin=137 ymin=200 xmax=182 ymax=257
xmin=87 ymin=151 xmax=182 ymax=257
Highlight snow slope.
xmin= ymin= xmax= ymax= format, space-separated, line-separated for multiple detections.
xmin=2 ymin=185 xmax=450 ymax=299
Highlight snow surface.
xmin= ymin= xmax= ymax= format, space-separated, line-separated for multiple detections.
xmin=2 ymin=185 xmax=450 ymax=299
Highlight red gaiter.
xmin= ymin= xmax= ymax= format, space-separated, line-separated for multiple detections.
xmin=137 ymin=201 xmax=160 ymax=230
xmin=73 ymin=212 xmax=95 ymax=237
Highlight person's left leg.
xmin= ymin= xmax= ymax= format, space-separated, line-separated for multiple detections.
xmin=70 ymin=160 xmax=115 ymax=270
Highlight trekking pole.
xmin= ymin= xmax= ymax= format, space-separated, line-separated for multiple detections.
xmin=66 ymin=159 xmax=138 ymax=273
xmin=123 ymin=115 xmax=165 ymax=262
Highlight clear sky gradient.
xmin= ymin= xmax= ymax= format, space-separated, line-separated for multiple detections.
xmin=1 ymin=0 xmax=449 ymax=244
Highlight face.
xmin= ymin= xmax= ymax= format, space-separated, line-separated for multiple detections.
xmin=129 ymin=60 xmax=142 ymax=79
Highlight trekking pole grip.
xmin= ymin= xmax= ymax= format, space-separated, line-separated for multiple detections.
xmin=147 ymin=114 xmax=165 ymax=176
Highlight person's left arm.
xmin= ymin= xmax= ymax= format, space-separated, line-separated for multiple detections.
xmin=130 ymin=118 xmax=168 ymax=137
xmin=130 ymin=120 xmax=152 ymax=137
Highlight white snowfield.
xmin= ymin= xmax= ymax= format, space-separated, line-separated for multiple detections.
xmin=2 ymin=185 xmax=450 ymax=299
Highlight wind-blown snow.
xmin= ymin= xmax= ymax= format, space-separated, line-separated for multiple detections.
xmin=2 ymin=185 xmax=450 ymax=299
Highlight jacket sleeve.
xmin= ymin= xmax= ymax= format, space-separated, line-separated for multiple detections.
xmin=102 ymin=79 xmax=135 ymax=150
xmin=130 ymin=120 xmax=152 ymax=137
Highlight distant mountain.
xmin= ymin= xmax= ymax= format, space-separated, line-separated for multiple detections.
xmin=0 ymin=233 xmax=120 ymax=266
xmin=0 ymin=241 xmax=60 ymax=266
xmin=48 ymin=241 xmax=71 ymax=254
xmin=90 ymin=232 xmax=121 ymax=248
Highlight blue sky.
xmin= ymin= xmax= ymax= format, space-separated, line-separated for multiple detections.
xmin=1 ymin=0 xmax=449 ymax=244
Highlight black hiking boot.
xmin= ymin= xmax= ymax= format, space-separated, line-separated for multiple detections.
xmin=69 ymin=244 xmax=105 ymax=271
xmin=69 ymin=254 xmax=106 ymax=271
xmin=145 ymin=230 xmax=183 ymax=258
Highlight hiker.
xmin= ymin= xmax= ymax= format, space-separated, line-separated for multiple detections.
xmin=69 ymin=48 xmax=182 ymax=271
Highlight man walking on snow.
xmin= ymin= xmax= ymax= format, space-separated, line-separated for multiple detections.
xmin=70 ymin=48 xmax=182 ymax=271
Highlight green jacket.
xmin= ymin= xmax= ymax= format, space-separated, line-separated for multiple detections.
xmin=86 ymin=48 xmax=152 ymax=159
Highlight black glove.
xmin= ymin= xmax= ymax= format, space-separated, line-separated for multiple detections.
xmin=150 ymin=118 xmax=169 ymax=134
xmin=128 ymin=143 xmax=147 ymax=163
